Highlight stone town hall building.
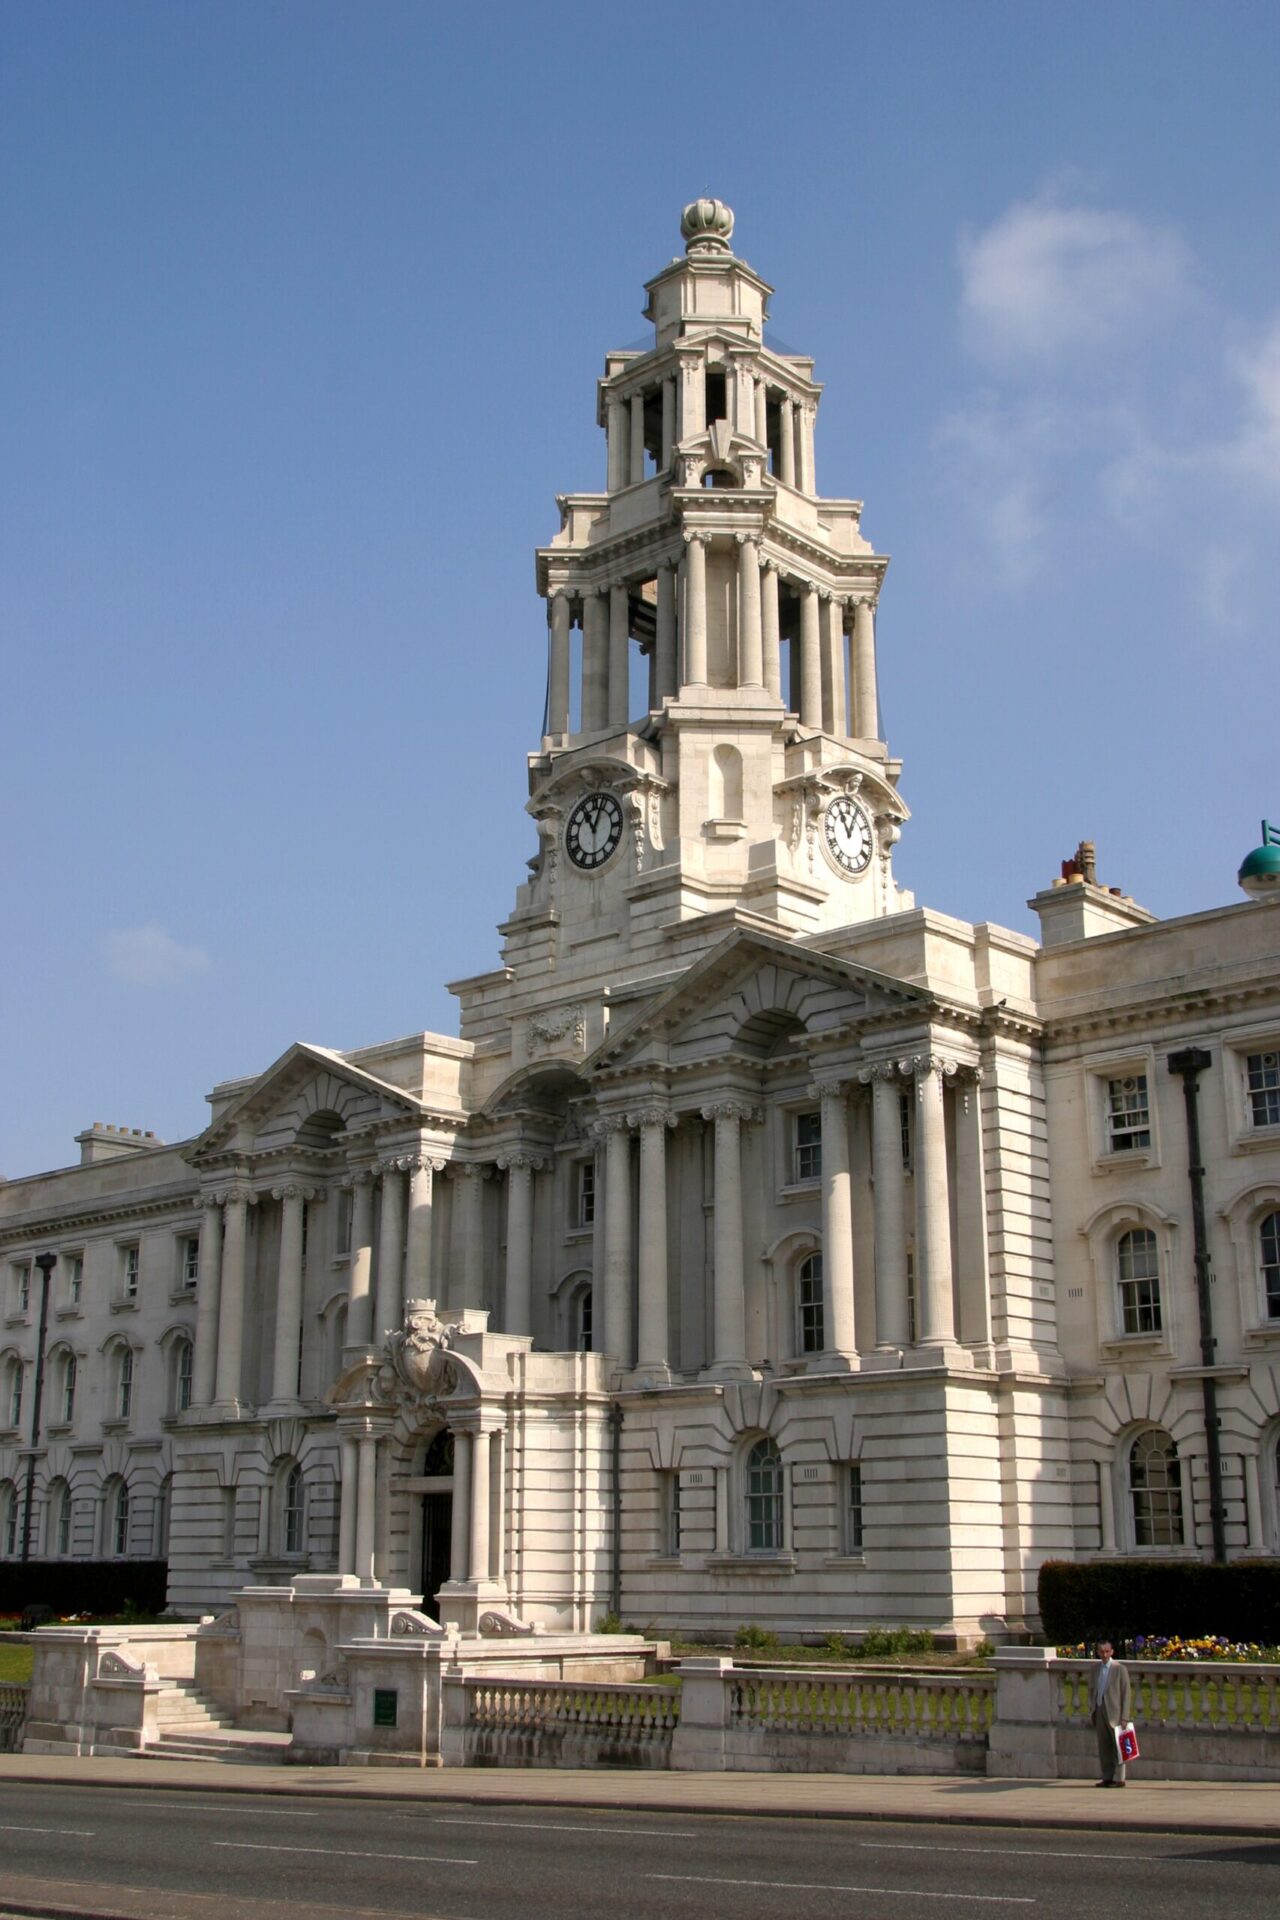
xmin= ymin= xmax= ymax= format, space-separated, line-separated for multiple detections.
xmin=4 ymin=203 xmax=1280 ymax=1646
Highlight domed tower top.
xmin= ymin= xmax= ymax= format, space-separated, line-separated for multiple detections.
xmin=680 ymin=197 xmax=735 ymax=254
xmin=643 ymin=198 xmax=772 ymax=348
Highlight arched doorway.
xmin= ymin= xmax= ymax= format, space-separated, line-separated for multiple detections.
xmin=419 ymin=1428 xmax=454 ymax=1612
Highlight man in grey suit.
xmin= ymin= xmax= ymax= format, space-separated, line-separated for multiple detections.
xmin=1091 ymin=1639 xmax=1133 ymax=1786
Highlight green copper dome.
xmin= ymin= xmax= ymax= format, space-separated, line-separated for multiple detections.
xmin=1239 ymin=841 xmax=1280 ymax=881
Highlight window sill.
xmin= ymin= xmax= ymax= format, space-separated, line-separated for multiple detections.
xmin=1229 ymin=1126 xmax=1280 ymax=1155
xmin=4 ymin=1313 xmax=30 ymax=1330
xmin=1243 ymin=1322 xmax=1280 ymax=1348
xmin=45 ymin=1422 xmax=73 ymax=1439
xmin=1100 ymin=1336 xmax=1169 ymax=1360
xmin=705 ymin=1551 xmax=796 ymax=1574
xmin=777 ymin=1181 xmax=821 ymax=1205
xmin=1094 ymin=1149 xmax=1158 ymax=1174
xmin=169 ymin=1288 xmax=199 ymax=1306
xmin=645 ymin=1554 xmax=683 ymax=1569
xmin=110 ymin=1299 xmax=139 ymax=1314
xmin=54 ymin=1305 xmax=83 ymax=1320
xmin=100 ymin=1418 xmax=131 ymax=1433
xmin=564 ymin=1225 xmax=593 ymax=1242
xmin=824 ymin=1554 xmax=867 ymax=1568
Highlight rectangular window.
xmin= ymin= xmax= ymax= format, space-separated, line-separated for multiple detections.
xmin=61 ymin=1354 xmax=77 ymax=1425
xmin=797 ymin=1256 xmax=824 ymax=1353
xmin=7 ymin=1362 xmax=23 ymax=1430
xmin=14 ymin=1264 xmax=31 ymax=1315
xmin=664 ymin=1472 xmax=681 ymax=1556
xmin=1247 ymin=1051 xmax=1280 ymax=1128
xmin=845 ymin=1463 xmax=864 ymax=1553
xmin=1118 ymin=1230 xmax=1162 ymax=1335
xmin=373 ymin=1688 xmax=399 ymax=1728
xmin=121 ymin=1245 xmax=140 ymax=1300
xmin=899 ymin=1091 xmax=913 ymax=1168
xmin=335 ymin=1188 xmax=353 ymax=1256
xmin=67 ymin=1256 xmax=84 ymax=1308
xmin=794 ymin=1111 xmax=822 ymax=1183
xmin=180 ymin=1238 xmax=199 ymax=1290
xmin=57 ymin=1488 xmax=72 ymax=1557
xmin=575 ymin=1160 xmax=596 ymax=1229
xmin=118 ymin=1348 xmax=134 ymax=1421
xmin=1107 ymin=1074 xmax=1151 ymax=1151
xmin=906 ymin=1251 xmax=917 ymax=1345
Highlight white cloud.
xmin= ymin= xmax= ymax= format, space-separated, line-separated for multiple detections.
xmin=105 ymin=924 xmax=211 ymax=986
xmin=1222 ymin=314 xmax=1280 ymax=495
xmin=959 ymin=193 xmax=1192 ymax=370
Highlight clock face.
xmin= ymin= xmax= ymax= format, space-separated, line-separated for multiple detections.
xmin=565 ymin=791 xmax=624 ymax=870
xmin=823 ymin=795 xmax=873 ymax=876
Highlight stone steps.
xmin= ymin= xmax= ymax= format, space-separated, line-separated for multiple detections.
xmin=145 ymin=1727 xmax=293 ymax=1764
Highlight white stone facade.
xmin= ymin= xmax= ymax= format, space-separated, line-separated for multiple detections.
xmin=3 ymin=203 xmax=1279 ymax=1649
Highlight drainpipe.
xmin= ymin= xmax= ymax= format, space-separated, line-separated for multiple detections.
xmin=609 ymin=1401 xmax=623 ymax=1619
xmin=1166 ymin=1048 xmax=1227 ymax=1564
xmin=21 ymin=1253 xmax=56 ymax=1563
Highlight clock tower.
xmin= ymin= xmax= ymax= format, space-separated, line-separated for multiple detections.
xmin=499 ymin=201 xmax=912 ymax=990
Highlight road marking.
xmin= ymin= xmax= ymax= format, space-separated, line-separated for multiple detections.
xmin=0 ymin=1824 xmax=96 ymax=1837
xmin=424 ymin=1815 xmax=699 ymax=1838
xmin=212 ymin=1840 xmax=477 ymax=1866
xmin=864 ymin=1841 xmax=1204 ymax=1864
xmin=648 ymin=1872 xmax=1033 ymax=1905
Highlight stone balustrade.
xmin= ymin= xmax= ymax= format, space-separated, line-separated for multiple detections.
xmin=0 ymin=1682 xmax=27 ymax=1752
xmin=453 ymin=1676 xmax=679 ymax=1769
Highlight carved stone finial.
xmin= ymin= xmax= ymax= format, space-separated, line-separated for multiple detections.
xmin=681 ymin=198 xmax=734 ymax=255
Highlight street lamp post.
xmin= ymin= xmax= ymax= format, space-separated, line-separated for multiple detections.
xmin=20 ymin=1252 xmax=57 ymax=1564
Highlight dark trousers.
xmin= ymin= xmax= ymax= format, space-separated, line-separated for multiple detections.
xmin=1094 ymin=1707 xmax=1126 ymax=1783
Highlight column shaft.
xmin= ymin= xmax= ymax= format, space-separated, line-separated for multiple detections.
xmin=754 ymin=378 xmax=767 ymax=445
xmin=798 ymin=403 xmax=815 ymax=492
xmin=581 ymin=590 xmax=608 ymax=732
xmin=191 ymin=1200 xmax=223 ymax=1409
xmin=799 ymin=586 xmax=822 ymax=728
xmin=738 ymin=539 xmax=763 ymax=688
xmin=705 ymin=1105 xmax=750 ymax=1373
xmin=635 ymin=1116 xmax=671 ymax=1375
xmin=660 ymin=378 xmax=676 ymax=469
xmin=779 ymin=397 xmax=796 ymax=485
xmin=655 ymin=563 xmax=677 ymax=703
xmin=374 ymin=1166 xmax=406 ymax=1345
xmin=629 ymin=392 xmax=645 ymax=486
xmin=405 ymin=1160 xmax=436 ymax=1301
xmin=602 ymin=1123 xmax=633 ymax=1367
xmin=679 ymin=358 xmax=704 ymax=439
xmin=449 ymin=1430 xmax=471 ymax=1587
xmin=457 ymin=1168 xmax=487 ymax=1310
xmin=608 ymin=584 xmax=630 ymax=728
xmin=468 ymin=1427 xmax=491 ymax=1583
xmin=818 ymin=1087 xmax=857 ymax=1355
xmin=683 ymin=537 xmax=708 ymax=685
xmin=606 ymin=393 xmax=626 ymax=492
xmin=355 ymin=1433 xmax=378 ymax=1583
xmin=213 ymin=1191 xmax=249 ymax=1407
xmin=490 ymin=1432 xmax=505 ymax=1581
xmin=871 ymin=1074 xmax=910 ymax=1347
xmin=338 ymin=1434 xmax=357 ymax=1575
xmin=761 ymin=564 xmax=781 ymax=700
xmin=502 ymin=1156 xmax=536 ymax=1337
xmin=823 ymin=596 xmax=848 ymax=736
xmin=270 ymin=1188 xmax=307 ymax=1404
xmin=915 ymin=1063 xmax=957 ymax=1344
xmin=347 ymin=1175 xmax=374 ymax=1347
xmin=853 ymin=597 xmax=879 ymax=739
xmin=548 ymin=595 xmax=572 ymax=735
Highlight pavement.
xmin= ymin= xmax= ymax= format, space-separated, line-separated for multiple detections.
xmin=1 ymin=1753 xmax=1276 ymax=1838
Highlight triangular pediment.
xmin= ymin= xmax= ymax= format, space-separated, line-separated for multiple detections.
xmin=586 ymin=930 xmax=931 ymax=1075
xmin=187 ymin=1043 xmax=431 ymax=1166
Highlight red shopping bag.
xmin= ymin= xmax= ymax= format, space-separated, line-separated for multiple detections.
xmin=1116 ymin=1723 xmax=1140 ymax=1764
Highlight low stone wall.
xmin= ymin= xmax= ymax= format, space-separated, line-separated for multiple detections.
xmin=18 ymin=1626 xmax=201 ymax=1756
xmin=0 ymin=1683 xmax=27 ymax=1753
xmin=443 ymin=1675 xmax=678 ymax=1770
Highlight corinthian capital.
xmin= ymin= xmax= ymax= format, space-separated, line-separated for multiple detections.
xmin=683 ymin=528 xmax=712 ymax=549
xmin=857 ymin=1060 xmax=902 ymax=1087
xmin=807 ymin=1078 xmax=850 ymax=1105
xmin=496 ymin=1148 xmax=549 ymax=1174
xmin=271 ymin=1183 xmax=318 ymax=1204
xmin=590 ymin=1113 xmax=632 ymax=1139
xmin=626 ymin=1105 xmax=676 ymax=1132
xmin=700 ymin=1099 xmax=760 ymax=1126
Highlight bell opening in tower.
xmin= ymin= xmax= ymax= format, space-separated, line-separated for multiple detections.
xmin=704 ymin=367 xmax=727 ymax=425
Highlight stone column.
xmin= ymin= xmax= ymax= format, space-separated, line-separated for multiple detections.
xmin=655 ymin=561 xmax=677 ymax=703
xmin=754 ymin=377 xmax=768 ymax=446
xmin=779 ymin=396 xmax=796 ymax=485
xmin=737 ymin=536 xmax=763 ymax=688
xmin=191 ymin=1195 xmax=223 ymax=1410
xmin=629 ymin=391 xmax=646 ymax=486
xmin=596 ymin=1116 xmax=633 ymax=1368
xmin=661 ymin=377 xmax=676 ymax=469
xmin=606 ymin=391 xmax=627 ymax=492
xmin=732 ymin=358 xmax=754 ymax=433
xmin=866 ymin=1067 xmax=910 ymax=1348
xmin=467 ymin=1423 xmax=490 ymax=1584
xmin=581 ymin=587 xmax=608 ymax=732
xmin=355 ymin=1431 xmax=378 ymax=1583
xmin=548 ymin=593 xmax=572 ymax=736
xmin=338 ymin=1433 xmax=357 ymax=1575
xmin=1099 ymin=1462 xmax=1116 ymax=1552
xmin=853 ymin=596 xmax=879 ymax=739
xmin=449 ymin=1429 xmax=471 ymax=1587
xmin=678 ymin=355 xmax=704 ymax=439
xmin=823 ymin=595 xmax=848 ymax=737
xmin=490 ymin=1429 xmax=506 ymax=1582
xmin=701 ymin=1100 xmax=757 ymax=1379
xmin=798 ymin=402 xmax=816 ymax=492
xmin=913 ymin=1056 xmax=957 ymax=1345
xmin=608 ymin=583 xmax=630 ymax=729
xmin=761 ymin=559 xmax=782 ymax=700
xmin=630 ymin=1105 xmax=675 ymax=1383
xmin=455 ymin=1165 xmax=489 ymax=1310
xmin=799 ymin=584 xmax=822 ymax=728
xmin=955 ymin=1072 xmax=992 ymax=1348
xmin=497 ymin=1149 xmax=544 ymax=1338
xmin=405 ymin=1156 xmax=442 ymax=1303
xmin=269 ymin=1184 xmax=311 ymax=1406
xmin=813 ymin=1082 xmax=857 ymax=1361
xmin=683 ymin=532 xmax=708 ymax=686
xmin=213 ymin=1185 xmax=254 ymax=1409
xmin=374 ymin=1162 xmax=406 ymax=1346
xmin=346 ymin=1171 xmax=375 ymax=1348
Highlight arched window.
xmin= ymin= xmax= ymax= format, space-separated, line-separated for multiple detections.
xmin=702 ymin=466 xmax=735 ymax=489
xmin=59 ymin=1351 xmax=77 ymax=1426
xmin=1129 ymin=1429 xmax=1184 ymax=1547
xmin=3 ymin=1354 xmax=23 ymax=1431
xmin=282 ymin=1464 xmax=305 ymax=1556
xmin=1261 ymin=1212 xmax=1280 ymax=1320
xmin=1117 ymin=1229 xmax=1162 ymax=1335
xmin=176 ymin=1339 xmax=194 ymax=1413
xmin=421 ymin=1429 xmax=454 ymax=1477
xmin=1 ymin=1479 xmax=18 ymax=1556
xmin=155 ymin=1473 xmax=173 ymax=1556
xmin=576 ymin=1284 xmax=593 ymax=1353
xmin=797 ymin=1252 xmax=824 ymax=1354
xmin=50 ymin=1478 xmax=72 ymax=1557
xmin=105 ymin=1478 xmax=131 ymax=1558
xmin=708 ymin=743 xmax=743 ymax=819
xmin=745 ymin=1436 xmax=785 ymax=1552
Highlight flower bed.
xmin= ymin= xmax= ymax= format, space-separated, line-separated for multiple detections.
xmin=1058 ymin=1635 xmax=1280 ymax=1662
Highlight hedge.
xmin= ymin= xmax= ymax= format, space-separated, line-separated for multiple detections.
xmin=0 ymin=1561 xmax=167 ymax=1620
xmin=1037 ymin=1558 xmax=1280 ymax=1647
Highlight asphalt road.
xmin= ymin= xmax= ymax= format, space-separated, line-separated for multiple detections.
xmin=0 ymin=1783 xmax=1276 ymax=1920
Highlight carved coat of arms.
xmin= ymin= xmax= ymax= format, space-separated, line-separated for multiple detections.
xmin=375 ymin=1298 xmax=457 ymax=1407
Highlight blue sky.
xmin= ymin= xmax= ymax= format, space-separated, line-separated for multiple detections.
xmin=3 ymin=1 xmax=1278 ymax=1176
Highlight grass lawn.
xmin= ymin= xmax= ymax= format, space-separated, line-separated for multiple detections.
xmin=0 ymin=1644 xmax=33 ymax=1684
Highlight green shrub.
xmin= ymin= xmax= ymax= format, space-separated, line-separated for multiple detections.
xmin=1037 ymin=1558 xmax=1280 ymax=1647
xmin=859 ymin=1625 xmax=935 ymax=1657
xmin=594 ymin=1610 xmax=624 ymax=1634
xmin=734 ymin=1622 xmax=782 ymax=1655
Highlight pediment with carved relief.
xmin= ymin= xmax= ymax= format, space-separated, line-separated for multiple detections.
xmin=186 ymin=1042 xmax=438 ymax=1168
